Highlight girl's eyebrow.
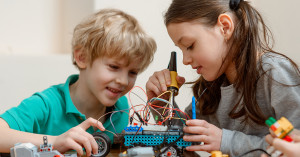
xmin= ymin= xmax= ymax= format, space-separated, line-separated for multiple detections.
xmin=177 ymin=36 xmax=190 ymax=46
xmin=177 ymin=37 xmax=183 ymax=46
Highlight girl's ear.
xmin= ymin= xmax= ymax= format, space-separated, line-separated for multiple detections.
xmin=217 ymin=13 xmax=235 ymax=41
xmin=73 ymin=48 xmax=88 ymax=69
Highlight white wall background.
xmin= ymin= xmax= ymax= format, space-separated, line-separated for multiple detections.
xmin=253 ymin=0 xmax=300 ymax=63
xmin=0 ymin=1 xmax=299 ymax=156
xmin=0 ymin=0 xmax=299 ymax=115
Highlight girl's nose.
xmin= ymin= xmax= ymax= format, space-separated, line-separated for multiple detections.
xmin=182 ymin=53 xmax=192 ymax=65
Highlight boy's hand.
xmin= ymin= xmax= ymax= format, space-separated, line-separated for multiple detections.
xmin=183 ymin=119 xmax=222 ymax=152
xmin=146 ymin=69 xmax=185 ymax=101
xmin=53 ymin=117 xmax=105 ymax=156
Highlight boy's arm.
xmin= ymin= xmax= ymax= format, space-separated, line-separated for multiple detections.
xmin=0 ymin=117 xmax=105 ymax=156
xmin=0 ymin=118 xmax=56 ymax=153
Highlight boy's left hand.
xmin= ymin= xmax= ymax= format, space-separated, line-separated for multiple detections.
xmin=183 ymin=119 xmax=222 ymax=152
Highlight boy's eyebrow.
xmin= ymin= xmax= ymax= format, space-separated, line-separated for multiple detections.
xmin=132 ymin=68 xmax=141 ymax=72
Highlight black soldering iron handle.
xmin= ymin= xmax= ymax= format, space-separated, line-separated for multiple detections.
xmin=167 ymin=51 xmax=179 ymax=93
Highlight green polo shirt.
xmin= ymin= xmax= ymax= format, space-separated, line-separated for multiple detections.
xmin=0 ymin=74 xmax=129 ymax=141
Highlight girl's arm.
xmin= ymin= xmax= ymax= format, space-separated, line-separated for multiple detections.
xmin=184 ymin=103 xmax=268 ymax=156
xmin=0 ymin=117 xmax=105 ymax=156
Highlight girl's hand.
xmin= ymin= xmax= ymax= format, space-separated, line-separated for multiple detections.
xmin=183 ymin=119 xmax=222 ymax=152
xmin=146 ymin=69 xmax=185 ymax=100
xmin=261 ymin=129 xmax=300 ymax=157
xmin=52 ymin=117 xmax=105 ymax=156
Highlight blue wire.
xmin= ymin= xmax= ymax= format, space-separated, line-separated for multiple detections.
xmin=192 ymin=96 xmax=196 ymax=119
xmin=192 ymin=88 xmax=207 ymax=119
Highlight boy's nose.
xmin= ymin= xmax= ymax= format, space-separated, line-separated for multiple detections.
xmin=116 ymin=74 xmax=129 ymax=86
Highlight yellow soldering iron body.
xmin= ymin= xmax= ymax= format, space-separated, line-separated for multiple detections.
xmin=169 ymin=71 xmax=179 ymax=91
xmin=167 ymin=51 xmax=179 ymax=95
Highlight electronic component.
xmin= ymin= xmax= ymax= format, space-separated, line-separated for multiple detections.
xmin=211 ymin=151 xmax=229 ymax=157
xmin=119 ymin=147 xmax=155 ymax=157
xmin=10 ymin=136 xmax=76 ymax=157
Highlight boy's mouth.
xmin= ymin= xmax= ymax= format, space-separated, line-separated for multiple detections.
xmin=106 ymin=87 xmax=123 ymax=94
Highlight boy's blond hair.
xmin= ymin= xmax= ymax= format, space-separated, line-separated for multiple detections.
xmin=71 ymin=8 xmax=156 ymax=72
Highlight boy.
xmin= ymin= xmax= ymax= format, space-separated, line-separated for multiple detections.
xmin=0 ymin=8 xmax=156 ymax=156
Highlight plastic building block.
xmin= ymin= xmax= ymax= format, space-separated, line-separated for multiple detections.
xmin=265 ymin=117 xmax=294 ymax=141
xmin=265 ymin=117 xmax=294 ymax=157
xmin=123 ymin=125 xmax=192 ymax=149
xmin=211 ymin=151 xmax=229 ymax=157
xmin=10 ymin=136 xmax=76 ymax=157
xmin=124 ymin=125 xmax=144 ymax=132
xmin=119 ymin=147 xmax=155 ymax=157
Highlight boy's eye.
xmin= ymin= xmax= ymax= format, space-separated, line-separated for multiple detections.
xmin=130 ymin=71 xmax=138 ymax=75
xmin=109 ymin=64 xmax=119 ymax=69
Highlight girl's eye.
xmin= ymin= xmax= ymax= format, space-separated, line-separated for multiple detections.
xmin=187 ymin=44 xmax=194 ymax=50
xmin=109 ymin=64 xmax=119 ymax=69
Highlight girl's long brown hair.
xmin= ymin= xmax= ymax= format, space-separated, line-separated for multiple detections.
xmin=165 ymin=0 xmax=300 ymax=125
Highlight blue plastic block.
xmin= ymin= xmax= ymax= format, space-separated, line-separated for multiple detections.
xmin=124 ymin=125 xmax=144 ymax=132
xmin=124 ymin=134 xmax=191 ymax=147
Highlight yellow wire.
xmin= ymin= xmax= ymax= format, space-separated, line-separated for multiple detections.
xmin=160 ymin=90 xmax=172 ymax=115
xmin=157 ymin=90 xmax=172 ymax=98
xmin=171 ymin=117 xmax=187 ymax=121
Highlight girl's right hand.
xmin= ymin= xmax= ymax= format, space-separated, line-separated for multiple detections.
xmin=52 ymin=117 xmax=105 ymax=156
xmin=146 ymin=69 xmax=185 ymax=100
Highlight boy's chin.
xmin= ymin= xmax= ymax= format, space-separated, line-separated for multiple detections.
xmin=102 ymin=100 xmax=118 ymax=107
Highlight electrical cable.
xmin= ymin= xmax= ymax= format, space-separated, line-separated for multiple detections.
xmin=236 ymin=148 xmax=271 ymax=157
xmin=157 ymin=134 xmax=184 ymax=156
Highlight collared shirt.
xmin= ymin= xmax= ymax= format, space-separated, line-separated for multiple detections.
xmin=0 ymin=74 xmax=129 ymax=141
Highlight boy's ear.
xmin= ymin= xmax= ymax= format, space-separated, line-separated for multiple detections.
xmin=74 ymin=49 xmax=88 ymax=69
xmin=217 ymin=13 xmax=234 ymax=41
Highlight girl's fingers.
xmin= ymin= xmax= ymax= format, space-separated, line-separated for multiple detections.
xmin=291 ymin=134 xmax=300 ymax=142
xmin=176 ymin=75 xmax=186 ymax=88
xmin=290 ymin=129 xmax=300 ymax=142
xmin=155 ymin=70 xmax=170 ymax=92
xmin=183 ymin=125 xmax=207 ymax=135
xmin=183 ymin=134 xmax=209 ymax=143
xmin=261 ymin=153 xmax=269 ymax=157
xmin=265 ymin=134 xmax=274 ymax=145
xmin=146 ymin=77 xmax=162 ymax=97
xmin=186 ymin=119 xmax=209 ymax=128
xmin=185 ymin=143 xmax=213 ymax=152
xmin=291 ymin=129 xmax=300 ymax=136
xmin=272 ymin=138 xmax=294 ymax=155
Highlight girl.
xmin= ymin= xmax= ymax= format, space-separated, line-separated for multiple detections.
xmin=146 ymin=0 xmax=300 ymax=156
